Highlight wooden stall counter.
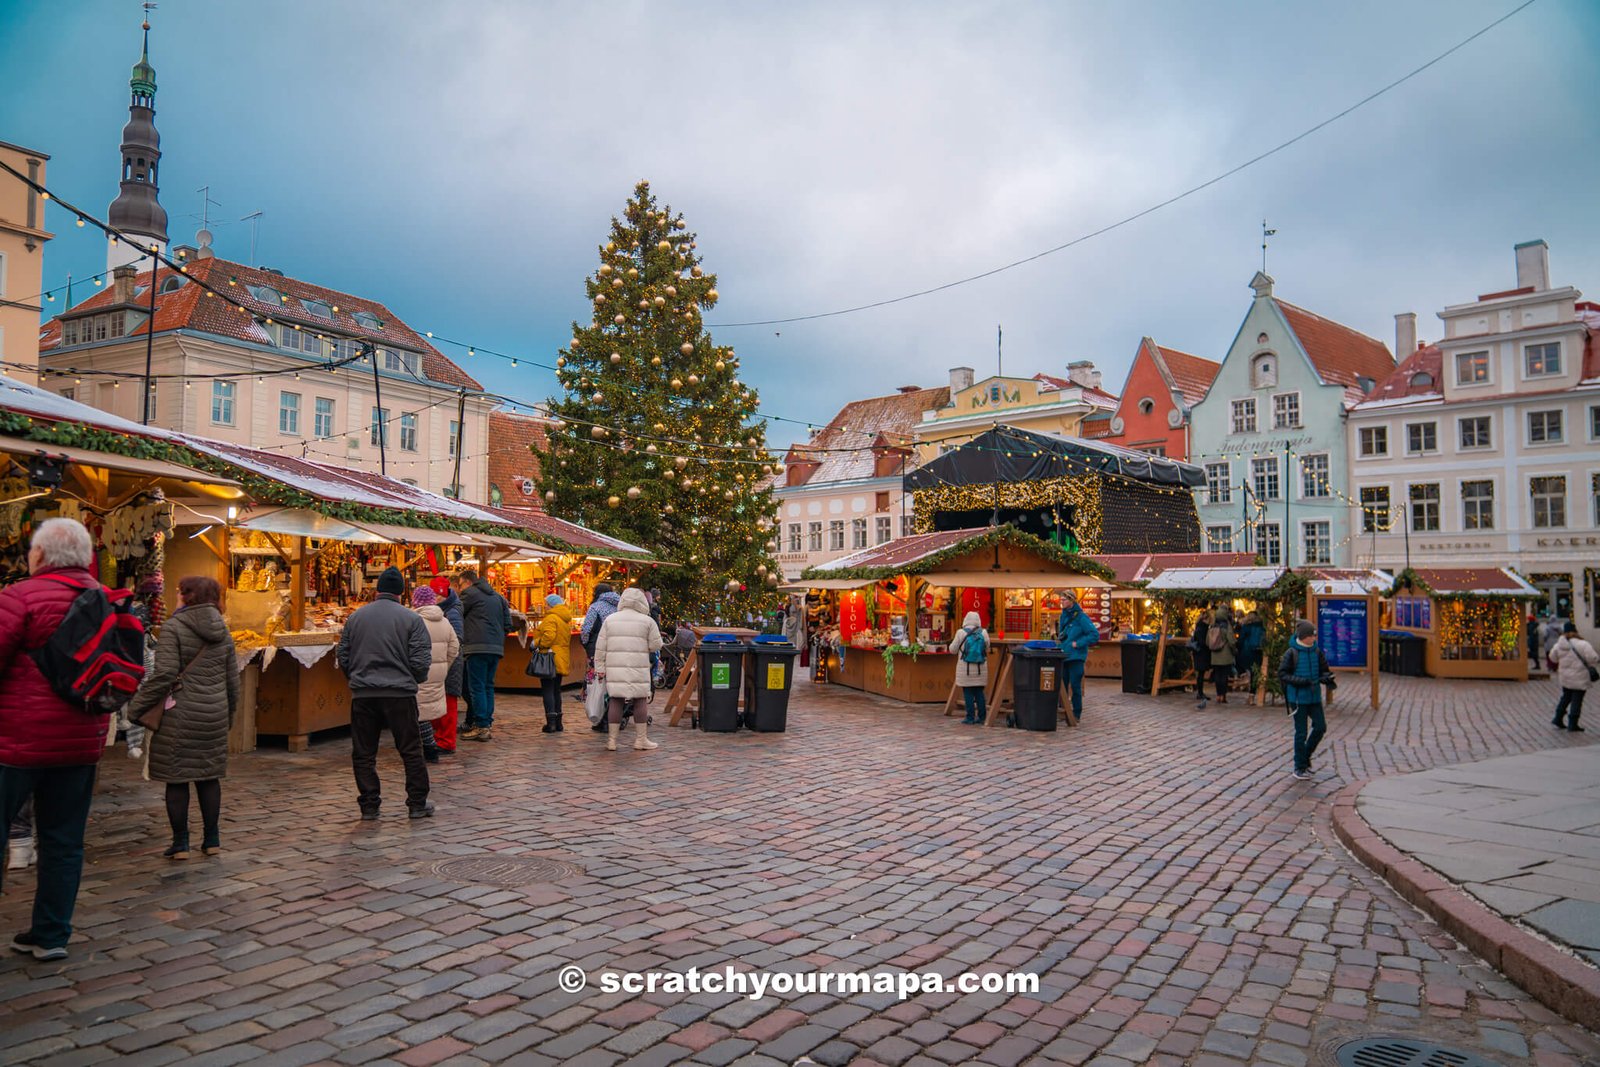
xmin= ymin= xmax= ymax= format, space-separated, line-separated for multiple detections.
xmin=1084 ymin=641 xmax=1121 ymax=679
xmin=827 ymin=647 xmax=960 ymax=703
xmin=254 ymin=635 xmax=349 ymax=751
xmin=497 ymin=633 xmax=588 ymax=691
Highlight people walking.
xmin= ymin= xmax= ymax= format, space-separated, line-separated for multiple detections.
xmin=593 ymin=587 xmax=663 ymax=751
xmin=949 ymin=611 xmax=990 ymax=724
xmin=1542 ymin=615 xmax=1567 ymax=670
xmin=411 ymin=586 xmax=459 ymax=760
xmin=0 ymin=518 xmax=126 ymax=959
xmin=1235 ymin=609 xmax=1265 ymax=705
xmin=1279 ymin=620 xmax=1332 ymax=780
xmin=1191 ymin=608 xmax=1213 ymax=707
xmin=431 ymin=576 xmax=464 ymax=754
xmin=1056 ymin=592 xmax=1099 ymax=723
xmin=1551 ymin=622 xmax=1599 ymax=732
xmin=1208 ymin=604 xmax=1238 ymax=704
xmin=336 ymin=567 xmax=433 ymax=820
xmin=580 ymin=582 xmax=621 ymax=730
xmin=534 ymin=594 xmax=574 ymax=733
xmin=454 ymin=568 xmax=513 ymax=743
xmin=123 ymin=577 xmax=238 ymax=860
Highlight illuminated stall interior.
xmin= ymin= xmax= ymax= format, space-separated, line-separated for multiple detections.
xmin=1387 ymin=567 xmax=1536 ymax=682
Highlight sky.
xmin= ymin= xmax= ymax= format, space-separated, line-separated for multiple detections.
xmin=3 ymin=0 xmax=1598 ymax=449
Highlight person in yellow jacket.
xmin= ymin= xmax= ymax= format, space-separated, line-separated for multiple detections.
xmin=534 ymin=594 xmax=574 ymax=733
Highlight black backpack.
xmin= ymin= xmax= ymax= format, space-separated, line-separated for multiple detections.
xmin=28 ymin=574 xmax=147 ymax=714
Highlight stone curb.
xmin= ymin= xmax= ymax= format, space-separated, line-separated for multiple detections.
xmin=1329 ymin=779 xmax=1600 ymax=1032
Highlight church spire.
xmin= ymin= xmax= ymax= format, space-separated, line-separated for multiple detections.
xmin=107 ymin=16 xmax=168 ymax=273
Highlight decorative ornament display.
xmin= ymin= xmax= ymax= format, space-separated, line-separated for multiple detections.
xmin=645 ymin=443 xmax=657 ymax=453
xmin=613 ymin=313 xmax=625 ymax=324
xmin=691 ymin=266 xmax=704 ymax=277
xmin=653 ymin=296 xmax=665 ymax=306
xmin=599 ymin=263 xmax=613 ymax=275
xmin=756 ymin=564 xmax=768 ymax=576
xmin=670 ymin=378 xmax=683 ymax=389
xmin=626 ymin=268 xmax=638 ymax=278
xmin=665 ymin=285 xmax=677 ymax=297
xmin=590 ymin=426 xmax=605 ymax=438
xmin=680 ymin=342 xmax=694 ymax=356
xmin=591 ymin=391 xmax=604 ymax=403
xmin=657 ymin=240 xmax=672 ymax=251
xmin=725 ymin=579 xmax=740 ymax=592
xmin=545 ymin=490 xmax=557 ymax=502
xmin=650 ymin=355 xmax=661 ymax=366
xmin=627 ymin=486 xmax=642 ymax=500
xmin=556 ymin=356 xmax=566 ymax=368
xmin=609 ymin=352 xmax=622 ymax=364
xmin=687 ymin=374 xmax=699 ymax=385
xmin=706 ymin=289 xmax=718 ymax=301
xmin=715 ymin=360 xmax=726 ymax=370
xmin=674 ymin=456 xmax=689 ymax=468
xmin=571 ymin=337 xmax=581 ymax=347
xmin=663 ymin=469 xmax=675 ymax=479
xmin=724 ymin=489 xmax=736 ymax=500
xmin=605 ymin=241 xmax=616 ymax=252
xmin=664 ymin=504 xmax=674 ymax=513
xmin=766 ymin=574 xmax=779 ymax=587
xmin=638 ymin=299 xmax=650 ymax=309
xmin=607 ymin=495 xmax=621 ymax=508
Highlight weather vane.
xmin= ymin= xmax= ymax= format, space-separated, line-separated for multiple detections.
xmin=1261 ymin=219 xmax=1278 ymax=274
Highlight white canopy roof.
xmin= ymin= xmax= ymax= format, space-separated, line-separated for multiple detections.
xmin=1144 ymin=566 xmax=1286 ymax=592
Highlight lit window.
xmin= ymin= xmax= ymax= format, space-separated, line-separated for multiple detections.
xmin=400 ymin=413 xmax=418 ymax=452
xmin=1204 ymin=462 xmax=1232 ymax=505
xmin=1530 ymin=476 xmax=1566 ymax=529
xmin=1455 ymin=351 xmax=1489 ymax=384
xmin=1230 ymin=398 xmax=1257 ymax=434
xmin=1525 ymin=342 xmax=1561 ymax=377
xmin=1458 ymin=416 xmax=1491 ymax=450
xmin=1406 ymin=422 xmax=1437 ymax=454
xmin=1462 ymin=480 xmax=1494 ymax=530
xmin=1272 ymin=392 xmax=1300 ymax=429
xmin=1359 ymin=487 xmax=1390 ymax=532
xmin=1410 ymin=483 xmax=1440 ymax=532
xmin=1359 ymin=426 xmax=1387 ymax=457
xmin=1251 ymin=457 xmax=1280 ymax=501
xmin=211 ymin=381 xmax=235 ymax=425
xmin=1301 ymin=521 xmax=1331 ymax=565
xmin=278 ymin=391 xmax=300 ymax=435
xmin=314 ymin=397 xmax=334 ymax=439
xmin=1299 ymin=453 xmax=1329 ymax=498
xmin=1528 ymin=410 xmax=1563 ymax=444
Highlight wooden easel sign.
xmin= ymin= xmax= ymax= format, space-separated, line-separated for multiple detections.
xmin=1308 ymin=590 xmax=1380 ymax=711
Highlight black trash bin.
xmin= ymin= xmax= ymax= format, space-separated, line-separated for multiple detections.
xmin=745 ymin=636 xmax=801 ymax=732
xmin=696 ymin=634 xmax=748 ymax=731
xmin=1010 ymin=641 xmax=1066 ymax=731
xmin=1380 ymin=630 xmax=1426 ymax=677
xmin=1119 ymin=635 xmax=1155 ymax=694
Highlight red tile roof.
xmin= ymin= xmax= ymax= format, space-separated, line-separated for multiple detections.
xmin=1032 ymin=374 xmax=1121 ymax=408
xmin=786 ymin=385 xmax=950 ymax=485
xmin=1153 ymin=344 xmax=1221 ymax=406
xmin=1274 ymin=299 xmax=1394 ymax=403
xmin=1089 ymin=552 xmax=1256 ymax=584
xmin=1409 ymin=568 xmax=1537 ymax=597
xmin=480 ymin=505 xmax=654 ymax=558
xmin=486 ymin=409 xmax=549 ymax=509
xmin=40 ymin=257 xmax=480 ymax=390
xmin=1361 ymin=343 xmax=1441 ymax=404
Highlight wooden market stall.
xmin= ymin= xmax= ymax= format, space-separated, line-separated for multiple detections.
xmin=1082 ymin=552 xmax=1258 ymax=678
xmin=795 ymin=526 xmax=1115 ymax=705
xmin=1386 ymin=567 xmax=1537 ymax=681
xmin=1141 ymin=565 xmax=1302 ymax=699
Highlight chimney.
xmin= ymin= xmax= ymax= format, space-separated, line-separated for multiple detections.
xmin=1514 ymin=240 xmax=1549 ymax=291
xmin=111 ymin=265 xmax=136 ymax=304
xmin=896 ymin=385 xmax=920 ymax=394
xmin=949 ymin=367 xmax=974 ymax=392
xmin=1066 ymin=360 xmax=1102 ymax=390
xmin=1395 ymin=312 xmax=1417 ymax=359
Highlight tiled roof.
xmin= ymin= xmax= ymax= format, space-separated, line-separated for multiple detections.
xmin=1032 ymin=374 xmax=1121 ymax=408
xmin=479 ymin=505 xmax=653 ymax=559
xmin=40 ymin=257 xmax=480 ymax=390
xmin=812 ymin=527 xmax=993 ymax=573
xmin=1088 ymin=552 xmax=1256 ymax=584
xmin=1409 ymin=567 xmax=1538 ymax=597
xmin=783 ymin=385 xmax=949 ymax=486
xmin=487 ymin=409 xmax=549 ymax=509
xmin=1274 ymin=299 xmax=1394 ymax=404
xmin=1153 ymin=344 xmax=1221 ymax=406
xmin=1359 ymin=344 xmax=1441 ymax=405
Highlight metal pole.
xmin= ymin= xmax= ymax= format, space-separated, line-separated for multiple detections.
xmin=450 ymin=389 xmax=467 ymax=499
xmin=142 ymin=249 xmax=158 ymax=425
xmin=1283 ymin=445 xmax=1292 ymax=567
xmin=370 ymin=347 xmax=387 ymax=476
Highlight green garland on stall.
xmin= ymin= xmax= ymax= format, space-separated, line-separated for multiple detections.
xmin=881 ymin=642 xmax=921 ymax=685
xmin=1149 ymin=569 xmax=1310 ymax=698
xmin=0 ymin=414 xmax=654 ymax=561
xmin=1386 ymin=566 xmax=1531 ymax=601
xmin=800 ymin=526 xmax=1117 ymax=584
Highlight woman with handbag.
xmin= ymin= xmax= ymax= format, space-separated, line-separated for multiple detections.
xmin=531 ymin=594 xmax=573 ymax=734
xmin=1551 ymin=621 xmax=1599 ymax=732
xmin=124 ymin=576 xmax=238 ymax=860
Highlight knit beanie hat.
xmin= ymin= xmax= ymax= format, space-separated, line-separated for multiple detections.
xmin=1295 ymin=620 xmax=1315 ymax=639
xmin=546 ymin=593 xmax=565 ymax=607
xmin=377 ymin=567 xmax=405 ymax=597
xmin=412 ymin=586 xmax=437 ymax=607
xmin=429 ymin=575 xmax=452 ymax=597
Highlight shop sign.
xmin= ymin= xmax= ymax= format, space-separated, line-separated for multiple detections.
xmin=766 ymin=663 xmax=785 ymax=690
xmin=1215 ymin=434 xmax=1313 ymax=456
xmin=1316 ymin=597 xmax=1369 ymax=669
xmin=1394 ymin=595 xmax=1431 ymax=629
xmin=1535 ymin=536 xmax=1600 ymax=548
xmin=710 ymin=662 xmax=731 ymax=689
xmin=1418 ymin=541 xmax=1493 ymax=552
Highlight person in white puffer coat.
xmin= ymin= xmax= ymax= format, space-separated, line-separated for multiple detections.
xmin=594 ymin=587 xmax=663 ymax=751
xmin=411 ymin=587 xmax=460 ymax=758
xmin=1551 ymin=621 xmax=1599 ymax=732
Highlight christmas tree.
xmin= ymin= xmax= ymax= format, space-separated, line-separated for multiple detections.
xmin=539 ymin=181 xmax=779 ymax=619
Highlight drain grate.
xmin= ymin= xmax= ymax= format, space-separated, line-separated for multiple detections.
xmin=427 ymin=856 xmax=583 ymax=886
xmin=1335 ymin=1037 xmax=1500 ymax=1067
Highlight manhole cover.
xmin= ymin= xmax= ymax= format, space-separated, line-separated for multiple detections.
xmin=1334 ymin=1037 xmax=1500 ymax=1067
xmin=427 ymin=856 xmax=583 ymax=886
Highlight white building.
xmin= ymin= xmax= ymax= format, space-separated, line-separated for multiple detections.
xmin=1347 ymin=240 xmax=1600 ymax=641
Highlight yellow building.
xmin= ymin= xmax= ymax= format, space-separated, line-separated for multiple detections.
xmin=914 ymin=363 xmax=1118 ymax=464
xmin=0 ymin=140 xmax=53 ymax=385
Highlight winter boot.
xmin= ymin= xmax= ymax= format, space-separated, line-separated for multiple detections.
xmin=423 ymin=744 xmax=441 ymax=763
xmin=606 ymin=723 xmax=620 ymax=751
xmin=542 ymin=714 xmax=560 ymax=734
xmin=633 ymin=722 xmax=658 ymax=750
xmin=164 ymin=836 xmax=191 ymax=861
xmin=6 ymin=839 xmax=34 ymax=870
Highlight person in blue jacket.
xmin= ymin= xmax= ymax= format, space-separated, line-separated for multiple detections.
xmin=1278 ymin=619 xmax=1333 ymax=780
xmin=1056 ymin=592 xmax=1100 ymax=723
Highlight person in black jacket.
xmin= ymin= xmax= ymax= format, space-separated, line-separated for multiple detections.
xmin=337 ymin=568 xmax=433 ymax=820
xmin=454 ymin=569 xmax=514 ymax=743
xmin=1190 ymin=608 xmax=1213 ymax=708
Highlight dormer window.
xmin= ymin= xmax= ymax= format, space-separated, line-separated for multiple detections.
xmin=353 ymin=311 xmax=383 ymax=331
xmin=301 ymin=298 xmax=333 ymax=320
xmin=247 ymin=284 xmax=280 ymax=306
xmin=1410 ymin=372 xmax=1434 ymax=388
xmin=1251 ymin=352 xmax=1276 ymax=388
xmin=159 ymin=275 xmax=186 ymax=294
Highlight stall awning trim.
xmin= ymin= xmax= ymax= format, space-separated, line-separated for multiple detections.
xmin=919 ymin=570 xmax=1113 ymax=590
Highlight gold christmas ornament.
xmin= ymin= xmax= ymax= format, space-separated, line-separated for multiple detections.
xmin=611 ymin=279 xmax=623 ymax=289
xmin=627 ymin=486 xmax=642 ymax=500
xmin=590 ymin=426 xmax=605 ymax=438
xmin=653 ymin=296 xmax=666 ymax=307
xmin=663 ymin=468 xmax=675 ymax=479
xmin=591 ymin=391 xmax=604 ymax=403
xmin=664 ymin=504 xmax=674 ymax=514
xmin=674 ymin=456 xmax=688 ymax=468
xmin=645 ymin=443 xmax=657 ymax=453
xmin=626 ymin=268 xmax=639 ymax=278
xmin=756 ymin=564 xmax=768 ymax=576
xmin=650 ymin=355 xmax=661 ymax=366
xmin=665 ymin=286 xmax=677 ymax=297
xmin=598 ymin=264 xmax=612 ymax=275
xmin=670 ymin=378 xmax=683 ymax=389
xmin=613 ymin=313 xmax=625 ymax=324
xmin=724 ymin=489 xmax=736 ymax=500
xmin=680 ymin=342 xmax=694 ymax=356
xmin=687 ymin=374 xmax=700 ymax=385
xmin=571 ymin=337 xmax=581 ymax=347
xmin=766 ymin=574 xmax=779 ymax=587
xmin=610 ymin=352 xmax=622 ymax=364
xmin=655 ymin=422 xmax=668 ymax=431
xmin=556 ymin=357 xmax=566 ymax=368
xmin=715 ymin=360 xmax=726 ymax=370
xmin=607 ymin=495 xmax=621 ymax=508
xmin=638 ymin=299 xmax=650 ymax=309
xmin=691 ymin=267 xmax=703 ymax=278
xmin=657 ymin=240 xmax=672 ymax=252
xmin=725 ymin=579 xmax=740 ymax=592
xmin=605 ymin=241 xmax=616 ymax=252
xmin=545 ymin=490 xmax=557 ymax=502
xmin=706 ymin=289 xmax=719 ymax=301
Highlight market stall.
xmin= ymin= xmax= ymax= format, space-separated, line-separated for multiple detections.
xmin=1386 ymin=567 xmax=1537 ymax=682
xmin=797 ymin=526 xmax=1115 ymax=705
xmin=1142 ymin=565 xmax=1303 ymax=700
xmin=1082 ymin=552 xmax=1258 ymax=678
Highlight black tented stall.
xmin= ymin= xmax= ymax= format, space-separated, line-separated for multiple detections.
xmin=903 ymin=426 xmax=1204 ymax=554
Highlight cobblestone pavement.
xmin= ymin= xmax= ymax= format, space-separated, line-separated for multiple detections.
xmin=3 ymin=674 xmax=1599 ymax=1067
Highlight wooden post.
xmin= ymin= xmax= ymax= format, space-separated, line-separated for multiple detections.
xmin=1368 ymin=588 xmax=1380 ymax=711
xmin=290 ymin=535 xmax=306 ymax=630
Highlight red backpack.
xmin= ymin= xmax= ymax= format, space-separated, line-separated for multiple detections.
xmin=28 ymin=574 xmax=147 ymax=714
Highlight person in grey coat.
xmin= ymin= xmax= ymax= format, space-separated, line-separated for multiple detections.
xmin=337 ymin=568 xmax=433 ymax=820
xmin=124 ymin=576 xmax=238 ymax=860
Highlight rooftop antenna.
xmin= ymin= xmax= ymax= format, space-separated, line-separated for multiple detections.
xmin=1261 ymin=219 xmax=1277 ymax=274
xmin=241 ymin=210 xmax=264 ymax=266
xmin=195 ymin=185 xmax=221 ymax=231
xmin=997 ymin=324 xmax=1003 ymax=378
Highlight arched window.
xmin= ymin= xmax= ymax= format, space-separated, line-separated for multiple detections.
xmin=1137 ymin=397 xmax=1155 ymax=416
xmin=159 ymin=275 xmax=186 ymax=294
xmin=1252 ymin=352 xmax=1277 ymax=389
xmin=1411 ymin=372 xmax=1434 ymax=388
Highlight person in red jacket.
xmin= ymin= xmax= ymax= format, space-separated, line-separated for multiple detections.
xmin=0 ymin=518 xmax=113 ymax=960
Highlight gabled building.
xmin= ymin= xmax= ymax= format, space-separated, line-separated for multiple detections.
xmin=914 ymin=362 xmax=1118 ymax=463
xmin=772 ymin=384 xmax=949 ymax=579
xmin=1347 ymin=240 xmax=1600 ymax=641
xmin=486 ymin=408 xmax=551 ymax=509
xmin=1096 ymin=337 xmax=1220 ymax=460
xmin=1190 ymin=272 xmax=1394 ymax=566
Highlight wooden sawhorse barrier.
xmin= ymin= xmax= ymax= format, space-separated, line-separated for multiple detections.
xmin=664 ymin=625 xmax=760 ymax=727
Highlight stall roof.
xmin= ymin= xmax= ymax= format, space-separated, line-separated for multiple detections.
xmin=0 ymin=436 xmax=242 ymax=499
xmin=481 ymin=506 xmax=654 ymax=561
xmin=1144 ymin=566 xmax=1286 ymax=592
xmin=812 ymin=528 xmax=990 ymax=574
xmin=903 ymin=425 xmax=1205 ymax=490
xmin=1090 ymin=552 xmax=1258 ymax=584
xmin=0 ymin=374 xmax=182 ymax=440
xmin=1307 ymin=568 xmax=1393 ymax=595
xmin=921 ymin=570 xmax=1112 ymax=590
xmin=779 ymin=579 xmax=871 ymax=591
xmin=805 ymin=525 xmax=1116 ymax=583
xmin=235 ymin=508 xmax=390 ymax=543
xmin=1401 ymin=568 xmax=1539 ymax=598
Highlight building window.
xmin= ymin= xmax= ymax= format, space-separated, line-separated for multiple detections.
xmin=1359 ymin=426 xmax=1388 ymax=457
xmin=1525 ymin=342 xmax=1561 ymax=377
xmin=1138 ymin=397 xmax=1155 ymax=415
xmin=447 ymin=420 xmax=461 ymax=457
xmin=1406 ymin=422 xmax=1437 ymax=454
xmin=1251 ymin=353 xmax=1276 ymax=389
xmin=1530 ymin=476 xmax=1566 ymax=529
xmin=301 ymin=298 xmax=333 ymax=319
xmin=1138 ymin=444 xmax=1167 ymax=457
xmin=1257 ymin=522 xmax=1281 ymax=565
xmin=314 ymin=397 xmax=334 ymax=439
xmin=211 ymin=381 xmax=235 ymax=425
xmin=901 ymin=514 xmax=915 ymax=537
xmin=807 ymin=522 xmax=822 ymax=552
xmin=851 ymin=518 xmax=868 ymax=549
xmin=828 ymin=520 xmax=845 ymax=551
xmin=787 ymin=523 xmax=801 ymax=553
xmin=1528 ymin=410 xmax=1563 ymax=444
xmin=1591 ymin=406 xmax=1600 ymax=441
xmin=1204 ymin=462 xmax=1232 ymax=505
xmin=1455 ymin=351 xmax=1489 ymax=384
xmin=1461 ymin=480 xmax=1495 ymax=530
xmin=59 ymin=387 xmax=75 ymax=402
xmin=370 ymin=407 xmax=389 ymax=447
xmin=1301 ymin=521 xmax=1331 ymax=566
xmin=1458 ymin=415 xmax=1491 ymax=450
xmin=1410 ymin=483 xmax=1441 ymax=532
xmin=875 ymin=491 xmax=890 ymax=512
xmin=1251 ymin=457 xmax=1280 ymax=501
xmin=1230 ymin=398 xmax=1257 ymax=434
xmin=278 ymin=391 xmax=300 ymax=435
xmin=353 ymin=311 xmax=383 ymax=331
xmin=1205 ymin=525 xmax=1234 ymax=551
xmin=381 ymin=348 xmax=421 ymax=376
xmin=1272 ymin=392 xmax=1301 ymax=429
xmin=875 ymin=516 xmax=891 ymax=544
xmin=399 ymin=413 xmax=418 ymax=452
xmin=1359 ymin=487 xmax=1390 ymax=532
xmin=1592 ymin=473 xmax=1600 ymax=527
xmin=1300 ymin=453 xmax=1330 ymax=498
